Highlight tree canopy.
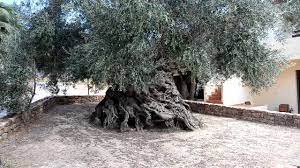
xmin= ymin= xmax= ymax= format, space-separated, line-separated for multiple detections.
xmin=1 ymin=0 xmax=300 ymax=117
xmin=66 ymin=0 xmax=293 ymax=92
xmin=15 ymin=0 xmax=299 ymax=92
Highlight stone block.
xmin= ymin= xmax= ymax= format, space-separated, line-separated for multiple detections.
xmin=1 ymin=132 xmax=8 ymax=139
xmin=293 ymin=115 xmax=300 ymax=121
xmin=227 ymin=107 xmax=235 ymax=115
xmin=294 ymin=118 xmax=300 ymax=128
xmin=251 ymin=111 xmax=263 ymax=118
xmin=10 ymin=124 xmax=18 ymax=129
xmin=251 ymin=117 xmax=263 ymax=123
xmin=274 ymin=116 xmax=286 ymax=125
xmin=265 ymin=113 xmax=275 ymax=121
xmin=282 ymin=114 xmax=294 ymax=127
xmin=0 ymin=120 xmax=12 ymax=128
xmin=3 ymin=126 xmax=11 ymax=133
xmin=0 ymin=128 xmax=4 ymax=136
xmin=260 ymin=119 xmax=270 ymax=124
xmin=11 ymin=125 xmax=20 ymax=131
xmin=242 ymin=110 xmax=252 ymax=119
xmin=9 ymin=116 xmax=22 ymax=124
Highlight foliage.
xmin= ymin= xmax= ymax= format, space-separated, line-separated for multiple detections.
xmin=18 ymin=0 xmax=85 ymax=94
xmin=0 ymin=4 xmax=33 ymax=114
xmin=0 ymin=0 xmax=298 ymax=115
xmin=13 ymin=0 xmax=300 ymax=96
xmin=66 ymin=0 xmax=296 ymax=92
xmin=280 ymin=0 xmax=300 ymax=29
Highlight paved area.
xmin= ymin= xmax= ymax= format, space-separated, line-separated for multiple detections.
xmin=0 ymin=104 xmax=300 ymax=168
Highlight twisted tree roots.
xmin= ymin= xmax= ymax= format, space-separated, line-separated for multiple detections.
xmin=90 ymin=71 xmax=201 ymax=131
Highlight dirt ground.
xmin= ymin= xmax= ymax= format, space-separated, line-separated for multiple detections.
xmin=0 ymin=103 xmax=300 ymax=168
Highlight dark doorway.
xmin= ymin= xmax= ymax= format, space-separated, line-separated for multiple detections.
xmin=194 ymin=82 xmax=204 ymax=100
xmin=297 ymin=70 xmax=300 ymax=114
xmin=173 ymin=74 xmax=204 ymax=100
xmin=173 ymin=74 xmax=191 ymax=99
xmin=194 ymin=88 xmax=204 ymax=100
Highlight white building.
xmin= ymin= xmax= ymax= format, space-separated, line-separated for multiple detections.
xmin=204 ymin=36 xmax=300 ymax=114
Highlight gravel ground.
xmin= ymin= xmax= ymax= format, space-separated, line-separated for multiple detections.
xmin=0 ymin=103 xmax=300 ymax=168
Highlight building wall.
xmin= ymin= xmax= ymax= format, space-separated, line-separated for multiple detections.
xmin=204 ymin=77 xmax=251 ymax=105
xmin=204 ymin=37 xmax=300 ymax=113
xmin=222 ymin=77 xmax=252 ymax=106
xmin=249 ymin=60 xmax=300 ymax=114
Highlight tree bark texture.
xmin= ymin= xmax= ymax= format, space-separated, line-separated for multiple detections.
xmin=90 ymin=71 xmax=201 ymax=131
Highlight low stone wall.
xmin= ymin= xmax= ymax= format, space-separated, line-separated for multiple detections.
xmin=185 ymin=100 xmax=300 ymax=128
xmin=0 ymin=96 xmax=104 ymax=141
xmin=55 ymin=95 xmax=104 ymax=105
xmin=2 ymin=96 xmax=299 ymax=140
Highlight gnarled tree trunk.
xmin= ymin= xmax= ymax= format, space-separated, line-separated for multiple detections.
xmin=90 ymin=71 xmax=201 ymax=131
xmin=173 ymin=71 xmax=196 ymax=100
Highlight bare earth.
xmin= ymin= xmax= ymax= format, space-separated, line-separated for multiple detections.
xmin=1 ymin=104 xmax=300 ymax=168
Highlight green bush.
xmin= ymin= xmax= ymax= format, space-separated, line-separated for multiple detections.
xmin=0 ymin=5 xmax=33 ymax=115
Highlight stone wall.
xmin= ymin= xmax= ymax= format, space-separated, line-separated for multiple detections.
xmin=2 ymin=96 xmax=299 ymax=141
xmin=185 ymin=100 xmax=300 ymax=128
xmin=0 ymin=96 xmax=104 ymax=141
xmin=55 ymin=95 xmax=104 ymax=105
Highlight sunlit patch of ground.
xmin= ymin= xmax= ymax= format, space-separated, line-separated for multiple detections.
xmin=0 ymin=104 xmax=300 ymax=168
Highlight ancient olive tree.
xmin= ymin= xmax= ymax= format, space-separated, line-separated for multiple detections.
xmin=64 ymin=0 xmax=294 ymax=131
xmin=0 ymin=3 xmax=34 ymax=115
xmin=15 ymin=0 xmax=298 ymax=130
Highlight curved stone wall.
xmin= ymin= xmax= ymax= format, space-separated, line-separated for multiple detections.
xmin=1 ymin=96 xmax=299 ymax=141
xmin=0 ymin=96 xmax=104 ymax=141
